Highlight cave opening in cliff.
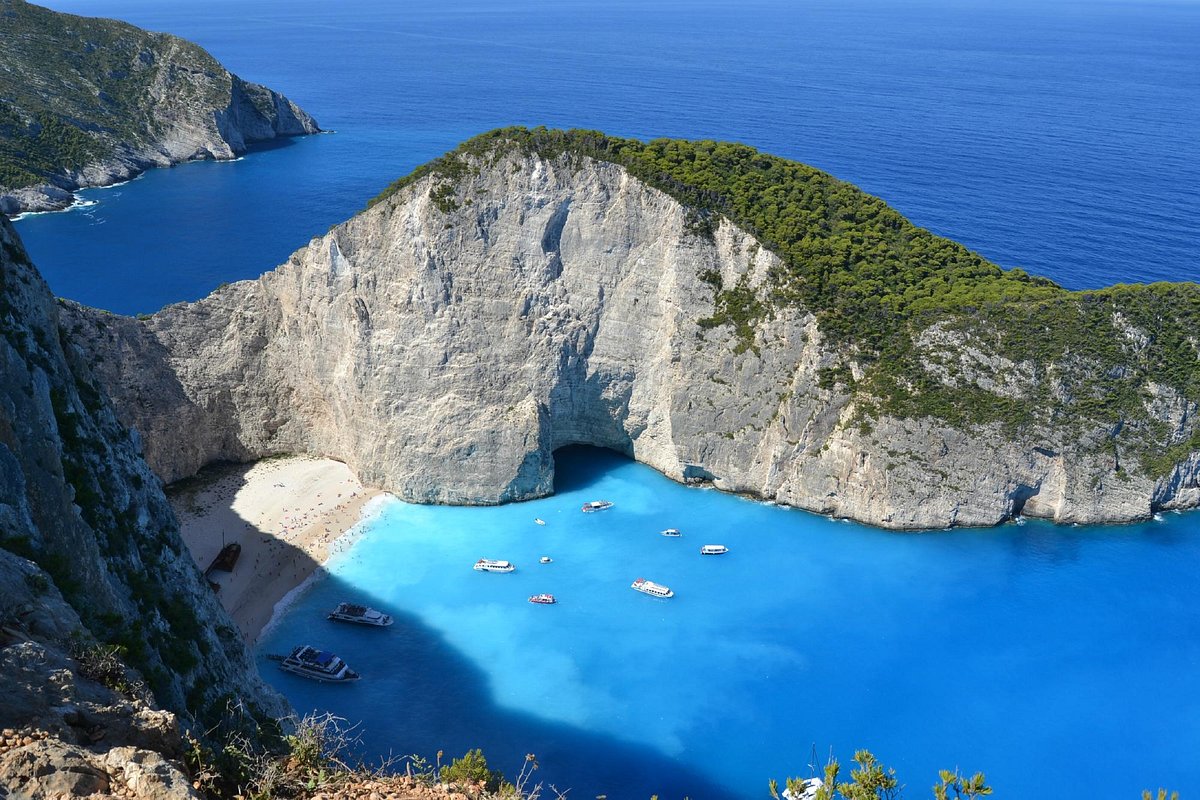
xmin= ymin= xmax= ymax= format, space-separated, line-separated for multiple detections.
xmin=551 ymin=444 xmax=634 ymax=495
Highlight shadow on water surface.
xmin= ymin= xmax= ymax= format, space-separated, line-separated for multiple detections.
xmin=242 ymin=135 xmax=304 ymax=155
xmin=264 ymin=570 xmax=742 ymax=800
xmin=248 ymin=446 xmax=742 ymax=799
xmin=551 ymin=445 xmax=635 ymax=495
xmin=174 ymin=449 xmax=735 ymax=797
xmin=1004 ymin=511 xmax=1195 ymax=567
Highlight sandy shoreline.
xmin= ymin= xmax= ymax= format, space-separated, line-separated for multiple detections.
xmin=169 ymin=456 xmax=384 ymax=644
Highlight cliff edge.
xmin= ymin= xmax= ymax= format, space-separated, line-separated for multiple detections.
xmin=67 ymin=129 xmax=1200 ymax=529
xmin=0 ymin=216 xmax=287 ymax=795
xmin=0 ymin=0 xmax=319 ymax=217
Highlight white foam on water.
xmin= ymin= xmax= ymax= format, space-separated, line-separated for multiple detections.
xmin=259 ymin=493 xmax=396 ymax=641
xmin=11 ymin=195 xmax=97 ymax=221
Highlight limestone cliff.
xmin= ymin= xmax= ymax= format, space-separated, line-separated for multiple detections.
xmin=64 ymin=137 xmax=1200 ymax=529
xmin=0 ymin=216 xmax=286 ymax=775
xmin=0 ymin=0 xmax=319 ymax=216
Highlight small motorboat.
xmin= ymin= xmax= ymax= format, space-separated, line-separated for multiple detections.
xmin=783 ymin=778 xmax=824 ymax=800
xmin=474 ymin=559 xmax=515 ymax=572
xmin=700 ymin=544 xmax=729 ymax=555
xmin=535 ymin=518 xmax=546 ymax=525
xmin=270 ymin=645 xmax=360 ymax=683
xmin=327 ymin=602 xmax=393 ymax=626
xmin=528 ymin=594 xmax=556 ymax=604
xmin=660 ymin=528 xmax=682 ymax=537
xmin=631 ymin=577 xmax=674 ymax=598
xmin=539 ymin=556 xmax=553 ymax=564
xmin=581 ymin=500 xmax=614 ymax=513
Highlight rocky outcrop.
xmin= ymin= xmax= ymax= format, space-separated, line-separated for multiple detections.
xmin=0 ymin=547 xmax=201 ymax=800
xmin=0 ymin=0 xmax=318 ymax=217
xmin=63 ymin=148 xmax=1200 ymax=529
xmin=0 ymin=217 xmax=287 ymax=747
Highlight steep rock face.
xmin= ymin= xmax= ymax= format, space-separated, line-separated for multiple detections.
xmin=66 ymin=152 xmax=1200 ymax=529
xmin=0 ymin=218 xmax=287 ymax=736
xmin=0 ymin=0 xmax=318 ymax=216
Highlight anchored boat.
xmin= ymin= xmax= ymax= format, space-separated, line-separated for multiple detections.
xmin=539 ymin=556 xmax=553 ymax=564
xmin=783 ymin=778 xmax=824 ymax=800
xmin=528 ymin=594 xmax=556 ymax=604
xmin=271 ymin=645 xmax=360 ymax=683
xmin=700 ymin=544 xmax=729 ymax=555
xmin=327 ymin=602 xmax=393 ymax=626
xmin=631 ymin=577 xmax=674 ymax=598
xmin=474 ymin=559 xmax=515 ymax=572
xmin=581 ymin=500 xmax=614 ymax=512
xmin=660 ymin=528 xmax=682 ymax=537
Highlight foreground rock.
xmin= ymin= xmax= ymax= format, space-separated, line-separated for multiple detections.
xmin=0 ymin=547 xmax=200 ymax=799
xmin=63 ymin=134 xmax=1200 ymax=529
xmin=0 ymin=0 xmax=319 ymax=217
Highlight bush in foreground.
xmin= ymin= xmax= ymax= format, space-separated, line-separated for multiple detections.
xmin=182 ymin=715 xmax=1185 ymax=800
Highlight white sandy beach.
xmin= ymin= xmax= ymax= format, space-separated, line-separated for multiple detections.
xmin=170 ymin=456 xmax=383 ymax=643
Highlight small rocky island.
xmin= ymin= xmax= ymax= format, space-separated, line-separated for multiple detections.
xmin=0 ymin=0 xmax=318 ymax=216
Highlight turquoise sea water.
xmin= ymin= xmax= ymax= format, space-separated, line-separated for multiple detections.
xmin=19 ymin=0 xmax=1200 ymax=314
xmin=13 ymin=1 xmax=1200 ymax=795
xmin=259 ymin=448 xmax=1200 ymax=799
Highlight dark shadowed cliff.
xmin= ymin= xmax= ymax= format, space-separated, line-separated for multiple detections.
xmin=0 ymin=216 xmax=287 ymax=794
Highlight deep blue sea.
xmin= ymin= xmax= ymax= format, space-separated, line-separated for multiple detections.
xmin=18 ymin=0 xmax=1200 ymax=315
xmin=17 ymin=1 xmax=1200 ymax=796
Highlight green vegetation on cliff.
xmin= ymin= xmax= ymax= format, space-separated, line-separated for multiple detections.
xmin=0 ymin=0 xmax=231 ymax=188
xmin=0 ymin=0 xmax=316 ymax=201
xmin=373 ymin=127 xmax=1200 ymax=477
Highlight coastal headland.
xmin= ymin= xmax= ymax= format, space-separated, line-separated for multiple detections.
xmin=69 ymin=129 xmax=1200 ymax=532
xmin=0 ymin=0 xmax=320 ymax=217
xmin=0 ymin=0 xmax=1194 ymax=796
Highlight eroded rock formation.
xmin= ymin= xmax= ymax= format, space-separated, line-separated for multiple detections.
xmin=64 ymin=149 xmax=1200 ymax=529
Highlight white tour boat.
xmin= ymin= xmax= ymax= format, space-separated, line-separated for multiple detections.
xmin=581 ymin=500 xmax=614 ymax=512
xmin=528 ymin=594 xmax=557 ymax=605
xmin=327 ymin=602 xmax=393 ymax=626
xmin=535 ymin=518 xmax=546 ymax=525
xmin=783 ymin=778 xmax=824 ymax=800
xmin=474 ymin=559 xmax=515 ymax=572
xmin=631 ymin=577 xmax=674 ymax=598
xmin=660 ymin=528 xmax=682 ymax=537
xmin=272 ymin=645 xmax=360 ymax=683
xmin=539 ymin=556 xmax=553 ymax=564
xmin=700 ymin=544 xmax=729 ymax=555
